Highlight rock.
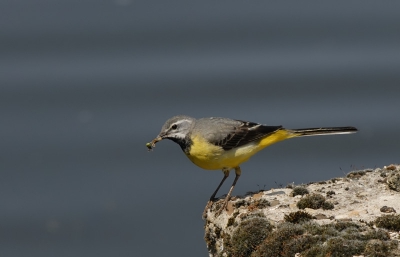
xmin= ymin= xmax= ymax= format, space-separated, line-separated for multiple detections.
xmin=252 ymin=192 xmax=263 ymax=199
xmin=385 ymin=164 xmax=397 ymax=171
xmin=203 ymin=165 xmax=400 ymax=257
xmin=357 ymin=191 xmax=369 ymax=197
xmin=314 ymin=213 xmax=329 ymax=220
xmin=269 ymin=199 xmax=280 ymax=206
xmin=387 ymin=170 xmax=400 ymax=192
xmin=380 ymin=206 xmax=397 ymax=213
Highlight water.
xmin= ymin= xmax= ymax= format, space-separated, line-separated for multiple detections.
xmin=1 ymin=1 xmax=400 ymax=256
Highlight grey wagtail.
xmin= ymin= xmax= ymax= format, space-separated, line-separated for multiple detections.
xmin=147 ymin=115 xmax=357 ymax=215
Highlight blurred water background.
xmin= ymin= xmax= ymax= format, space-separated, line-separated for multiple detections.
xmin=1 ymin=1 xmax=400 ymax=256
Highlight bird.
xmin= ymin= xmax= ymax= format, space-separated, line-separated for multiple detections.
xmin=147 ymin=115 xmax=357 ymax=216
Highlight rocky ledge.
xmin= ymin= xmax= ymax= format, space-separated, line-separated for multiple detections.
xmin=204 ymin=165 xmax=400 ymax=257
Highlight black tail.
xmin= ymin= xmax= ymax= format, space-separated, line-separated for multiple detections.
xmin=290 ymin=126 xmax=358 ymax=137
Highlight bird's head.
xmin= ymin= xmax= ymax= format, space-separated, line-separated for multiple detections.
xmin=147 ymin=115 xmax=195 ymax=150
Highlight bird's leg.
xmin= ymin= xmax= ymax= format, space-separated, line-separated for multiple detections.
xmin=216 ymin=166 xmax=241 ymax=216
xmin=210 ymin=168 xmax=230 ymax=201
xmin=202 ymin=168 xmax=230 ymax=218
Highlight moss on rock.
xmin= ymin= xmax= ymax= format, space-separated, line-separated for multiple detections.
xmin=284 ymin=210 xmax=313 ymax=223
xmin=387 ymin=170 xmax=400 ymax=192
xmin=224 ymin=217 xmax=273 ymax=257
xmin=297 ymin=193 xmax=334 ymax=210
xmin=223 ymin=220 xmax=400 ymax=257
xmin=291 ymin=186 xmax=309 ymax=197
xmin=375 ymin=214 xmax=400 ymax=231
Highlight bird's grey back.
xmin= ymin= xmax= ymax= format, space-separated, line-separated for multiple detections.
xmin=192 ymin=117 xmax=242 ymax=144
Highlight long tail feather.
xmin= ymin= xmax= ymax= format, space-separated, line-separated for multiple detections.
xmin=289 ymin=126 xmax=358 ymax=137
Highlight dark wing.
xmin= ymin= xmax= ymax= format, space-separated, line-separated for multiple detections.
xmin=215 ymin=120 xmax=282 ymax=150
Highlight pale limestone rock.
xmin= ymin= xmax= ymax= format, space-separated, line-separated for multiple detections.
xmin=204 ymin=165 xmax=400 ymax=257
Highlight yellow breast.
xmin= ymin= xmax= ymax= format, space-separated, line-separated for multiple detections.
xmin=186 ymin=130 xmax=293 ymax=170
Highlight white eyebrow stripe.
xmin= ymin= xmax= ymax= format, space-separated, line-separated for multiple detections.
xmin=173 ymin=119 xmax=191 ymax=126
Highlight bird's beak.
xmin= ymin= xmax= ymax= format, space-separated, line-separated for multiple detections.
xmin=146 ymin=135 xmax=164 ymax=151
xmin=153 ymin=135 xmax=164 ymax=143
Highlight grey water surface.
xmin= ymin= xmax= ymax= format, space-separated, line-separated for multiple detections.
xmin=1 ymin=1 xmax=400 ymax=256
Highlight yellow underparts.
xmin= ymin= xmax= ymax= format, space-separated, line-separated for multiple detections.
xmin=187 ymin=129 xmax=296 ymax=170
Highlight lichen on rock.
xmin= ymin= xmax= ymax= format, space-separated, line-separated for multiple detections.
xmin=204 ymin=165 xmax=400 ymax=257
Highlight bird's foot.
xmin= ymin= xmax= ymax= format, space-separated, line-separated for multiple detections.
xmin=215 ymin=197 xmax=229 ymax=216
xmin=202 ymin=196 xmax=230 ymax=219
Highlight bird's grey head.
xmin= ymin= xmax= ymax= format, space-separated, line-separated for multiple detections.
xmin=157 ymin=115 xmax=195 ymax=144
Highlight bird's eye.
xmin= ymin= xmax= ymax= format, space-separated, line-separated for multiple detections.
xmin=171 ymin=124 xmax=177 ymax=130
